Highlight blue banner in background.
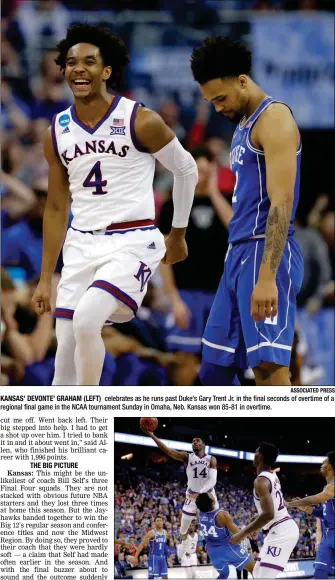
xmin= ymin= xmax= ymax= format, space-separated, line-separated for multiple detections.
xmin=251 ymin=13 xmax=334 ymax=128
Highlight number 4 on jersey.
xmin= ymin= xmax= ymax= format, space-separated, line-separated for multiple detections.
xmin=83 ymin=161 xmax=107 ymax=195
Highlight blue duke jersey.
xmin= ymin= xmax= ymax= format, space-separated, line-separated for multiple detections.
xmin=321 ymin=481 xmax=335 ymax=530
xmin=199 ymin=509 xmax=252 ymax=575
xmin=228 ymin=95 xmax=301 ymax=243
xmin=199 ymin=509 xmax=231 ymax=546
xmin=148 ymin=529 xmax=168 ymax=580
xmin=149 ymin=529 xmax=168 ymax=556
xmin=201 ymin=95 xmax=304 ymax=371
xmin=312 ymin=480 xmax=335 ymax=576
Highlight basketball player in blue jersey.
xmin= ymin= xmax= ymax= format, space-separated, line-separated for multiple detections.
xmin=191 ymin=37 xmax=304 ymax=386
xmin=31 ymin=24 xmax=197 ymax=385
xmin=131 ymin=516 xmax=169 ymax=579
xmin=287 ymin=451 xmax=335 ymax=579
xmin=196 ymin=493 xmax=255 ymax=579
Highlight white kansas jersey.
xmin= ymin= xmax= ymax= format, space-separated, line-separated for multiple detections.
xmin=185 ymin=533 xmax=198 ymax=554
xmin=186 ymin=453 xmax=213 ymax=494
xmin=52 ymin=96 xmax=155 ymax=230
xmin=253 ymin=470 xmax=290 ymax=530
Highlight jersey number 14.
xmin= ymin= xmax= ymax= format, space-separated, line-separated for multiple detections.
xmin=193 ymin=467 xmax=208 ymax=478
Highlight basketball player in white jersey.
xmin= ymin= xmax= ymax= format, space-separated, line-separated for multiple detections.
xmin=177 ymin=522 xmax=199 ymax=578
xmin=140 ymin=426 xmax=218 ymax=550
xmin=230 ymin=442 xmax=299 ymax=578
xmin=31 ymin=24 xmax=198 ymax=385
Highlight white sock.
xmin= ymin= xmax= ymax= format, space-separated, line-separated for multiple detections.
xmin=73 ymin=287 xmax=118 ymax=385
xmin=52 ymin=319 xmax=77 ymax=385
xmin=254 ymin=562 xmax=278 ymax=578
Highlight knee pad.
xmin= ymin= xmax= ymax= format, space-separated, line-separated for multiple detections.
xmin=199 ymin=360 xmax=240 ymax=386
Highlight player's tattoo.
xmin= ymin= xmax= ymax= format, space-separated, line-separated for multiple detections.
xmin=261 ymin=203 xmax=290 ymax=274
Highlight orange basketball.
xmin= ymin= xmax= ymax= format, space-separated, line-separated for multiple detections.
xmin=140 ymin=417 xmax=158 ymax=431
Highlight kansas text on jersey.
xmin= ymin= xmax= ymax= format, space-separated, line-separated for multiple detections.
xmin=52 ymin=96 xmax=155 ymax=231
xmin=186 ymin=452 xmax=213 ymax=493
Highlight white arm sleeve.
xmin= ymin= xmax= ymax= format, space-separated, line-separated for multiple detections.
xmin=198 ymin=468 xmax=217 ymax=493
xmin=153 ymin=137 xmax=198 ymax=228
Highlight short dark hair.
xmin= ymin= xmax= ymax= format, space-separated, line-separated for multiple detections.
xmin=55 ymin=24 xmax=130 ymax=89
xmin=191 ymin=36 xmax=252 ymax=85
xmin=196 ymin=493 xmax=214 ymax=513
xmin=259 ymin=442 xmax=279 ymax=467
xmin=327 ymin=451 xmax=335 ymax=472
xmin=190 ymin=145 xmax=215 ymax=163
xmin=193 ymin=436 xmax=206 ymax=444
xmin=155 ymin=515 xmax=163 ymax=521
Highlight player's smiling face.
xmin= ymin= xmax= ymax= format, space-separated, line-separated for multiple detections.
xmin=192 ymin=438 xmax=204 ymax=452
xmin=200 ymin=76 xmax=248 ymax=123
xmin=65 ymin=43 xmax=111 ymax=99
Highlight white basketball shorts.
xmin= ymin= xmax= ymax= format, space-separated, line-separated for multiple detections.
xmin=181 ymin=553 xmax=198 ymax=567
xmin=258 ymin=517 xmax=299 ymax=574
xmin=181 ymin=490 xmax=219 ymax=533
xmin=55 ymin=225 xmax=166 ymax=323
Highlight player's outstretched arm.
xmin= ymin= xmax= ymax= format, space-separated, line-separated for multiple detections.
xmin=135 ymin=107 xmax=198 ymax=265
xmin=286 ymin=483 xmax=335 ymax=507
xmin=251 ymin=103 xmax=298 ymax=323
xmin=140 ymin=427 xmax=189 ymax=462
xmin=216 ymin=510 xmax=240 ymax=534
xmin=31 ymin=128 xmax=69 ymax=315
xmin=131 ymin=530 xmax=154 ymax=565
xmin=230 ymin=477 xmax=274 ymax=544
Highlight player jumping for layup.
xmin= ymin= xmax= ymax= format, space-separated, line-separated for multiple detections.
xmin=191 ymin=38 xmax=304 ymax=386
xmin=140 ymin=426 xmax=218 ymax=551
xmin=230 ymin=443 xmax=299 ymax=578
xmin=286 ymin=451 xmax=335 ymax=579
xmin=32 ymin=24 xmax=197 ymax=385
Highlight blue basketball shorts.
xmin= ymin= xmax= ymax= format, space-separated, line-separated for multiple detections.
xmin=202 ymin=237 xmax=304 ymax=369
xmin=166 ymin=289 xmax=215 ymax=353
xmin=148 ymin=554 xmax=168 ymax=578
xmin=207 ymin=542 xmax=252 ymax=573
xmin=314 ymin=528 xmax=335 ymax=574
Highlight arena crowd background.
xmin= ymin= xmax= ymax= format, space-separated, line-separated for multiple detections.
xmin=1 ymin=0 xmax=334 ymax=386
xmin=114 ymin=417 xmax=334 ymax=576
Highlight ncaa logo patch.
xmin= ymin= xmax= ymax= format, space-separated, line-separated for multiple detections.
xmin=59 ymin=114 xmax=70 ymax=127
